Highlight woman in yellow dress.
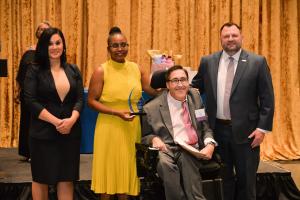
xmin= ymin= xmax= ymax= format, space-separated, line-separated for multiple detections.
xmin=88 ymin=27 xmax=157 ymax=200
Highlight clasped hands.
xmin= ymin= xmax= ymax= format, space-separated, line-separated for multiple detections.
xmin=55 ymin=118 xmax=75 ymax=134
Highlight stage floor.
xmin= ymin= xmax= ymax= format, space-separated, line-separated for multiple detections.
xmin=0 ymin=148 xmax=289 ymax=183
xmin=1 ymin=148 xmax=300 ymax=200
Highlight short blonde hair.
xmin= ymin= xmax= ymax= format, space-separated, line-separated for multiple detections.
xmin=35 ymin=21 xmax=51 ymax=38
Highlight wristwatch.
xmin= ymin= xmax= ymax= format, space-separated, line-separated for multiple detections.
xmin=206 ymin=141 xmax=216 ymax=146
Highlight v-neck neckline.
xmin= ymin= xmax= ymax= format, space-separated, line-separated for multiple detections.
xmin=50 ymin=66 xmax=70 ymax=103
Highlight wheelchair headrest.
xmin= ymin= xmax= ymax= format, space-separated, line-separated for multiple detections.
xmin=150 ymin=69 xmax=167 ymax=89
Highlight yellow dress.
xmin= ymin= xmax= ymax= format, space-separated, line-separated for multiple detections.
xmin=91 ymin=59 xmax=141 ymax=195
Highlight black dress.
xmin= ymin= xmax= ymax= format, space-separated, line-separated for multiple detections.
xmin=24 ymin=63 xmax=84 ymax=184
xmin=16 ymin=50 xmax=35 ymax=158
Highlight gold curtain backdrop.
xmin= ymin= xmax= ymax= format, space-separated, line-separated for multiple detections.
xmin=0 ymin=0 xmax=299 ymax=161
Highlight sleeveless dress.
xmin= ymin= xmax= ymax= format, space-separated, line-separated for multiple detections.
xmin=91 ymin=59 xmax=141 ymax=195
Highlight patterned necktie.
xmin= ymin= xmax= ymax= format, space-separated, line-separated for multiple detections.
xmin=182 ymin=101 xmax=198 ymax=145
xmin=223 ymin=57 xmax=235 ymax=119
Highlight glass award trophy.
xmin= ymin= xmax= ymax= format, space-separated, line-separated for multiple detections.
xmin=128 ymin=87 xmax=146 ymax=115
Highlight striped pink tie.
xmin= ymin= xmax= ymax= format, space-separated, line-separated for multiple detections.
xmin=223 ymin=57 xmax=234 ymax=119
xmin=182 ymin=101 xmax=198 ymax=145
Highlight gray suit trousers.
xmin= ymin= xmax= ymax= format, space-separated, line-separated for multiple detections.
xmin=156 ymin=145 xmax=206 ymax=200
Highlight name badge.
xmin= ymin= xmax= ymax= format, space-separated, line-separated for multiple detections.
xmin=195 ymin=108 xmax=207 ymax=121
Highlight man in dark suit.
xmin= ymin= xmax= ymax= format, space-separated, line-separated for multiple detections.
xmin=192 ymin=22 xmax=275 ymax=200
xmin=142 ymin=65 xmax=217 ymax=200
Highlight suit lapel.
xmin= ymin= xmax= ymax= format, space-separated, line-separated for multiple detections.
xmin=159 ymin=92 xmax=174 ymax=136
xmin=231 ymin=50 xmax=248 ymax=95
xmin=211 ymin=51 xmax=222 ymax=101
xmin=63 ymin=65 xmax=72 ymax=102
xmin=43 ymin=68 xmax=58 ymax=99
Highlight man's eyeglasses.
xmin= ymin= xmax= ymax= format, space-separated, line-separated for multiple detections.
xmin=109 ymin=42 xmax=129 ymax=49
xmin=168 ymin=77 xmax=188 ymax=85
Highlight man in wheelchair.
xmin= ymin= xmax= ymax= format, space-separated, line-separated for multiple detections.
xmin=141 ymin=65 xmax=217 ymax=200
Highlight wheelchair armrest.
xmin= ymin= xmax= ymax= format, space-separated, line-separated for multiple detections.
xmin=199 ymin=153 xmax=223 ymax=179
xmin=136 ymin=143 xmax=159 ymax=178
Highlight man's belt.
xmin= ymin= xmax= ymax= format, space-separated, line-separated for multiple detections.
xmin=216 ymin=118 xmax=232 ymax=125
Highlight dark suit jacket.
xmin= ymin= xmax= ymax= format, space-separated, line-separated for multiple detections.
xmin=24 ymin=63 xmax=84 ymax=140
xmin=16 ymin=50 xmax=35 ymax=99
xmin=192 ymin=50 xmax=274 ymax=144
xmin=142 ymin=88 xmax=214 ymax=149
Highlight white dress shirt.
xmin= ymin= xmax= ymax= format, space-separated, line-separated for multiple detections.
xmin=167 ymin=92 xmax=216 ymax=146
xmin=216 ymin=50 xmax=268 ymax=134
xmin=216 ymin=49 xmax=241 ymax=120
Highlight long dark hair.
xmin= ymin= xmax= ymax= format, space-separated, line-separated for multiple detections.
xmin=35 ymin=27 xmax=67 ymax=69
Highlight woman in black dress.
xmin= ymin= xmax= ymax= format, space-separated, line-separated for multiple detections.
xmin=16 ymin=21 xmax=50 ymax=161
xmin=24 ymin=27 xmax=83 ymax=200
